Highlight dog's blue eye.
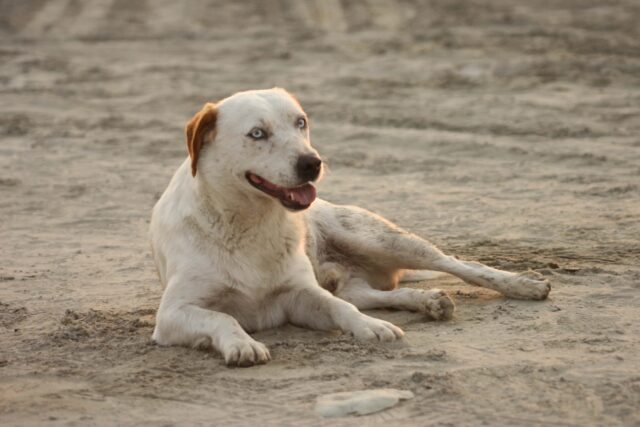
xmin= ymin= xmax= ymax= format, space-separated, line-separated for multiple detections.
xmin=296 ymin=117 xmax=307 ymax=129
xmin=248 ymin=128 xmax=266 ymax=140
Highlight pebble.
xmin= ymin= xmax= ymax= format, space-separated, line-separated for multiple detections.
xmin=315 ymin=388 xmax=414 ymax=417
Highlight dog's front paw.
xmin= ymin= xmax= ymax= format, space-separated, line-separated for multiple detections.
xmin=418 ymin=289 xmax=455 ymax=320
xmin=222 ymin=338 xmax=271 ymax=367
xmin=348 ymin=315 xmax=404 ymax=342
xmin=505 ymin=270 xmax=551 ymax=300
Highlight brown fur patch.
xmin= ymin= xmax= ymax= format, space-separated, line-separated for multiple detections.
xmin=185 ymin=103 xmax=218 ymax=177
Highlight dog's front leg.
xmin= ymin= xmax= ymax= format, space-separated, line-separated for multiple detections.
xmin=281 ymin=282 xmax=404 ymax=342
xmin=153 ymin=281 xmax=270 ymax=367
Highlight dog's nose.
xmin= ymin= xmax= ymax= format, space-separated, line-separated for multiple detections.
xmin=296 ymin=155 xmax=322 ymax=182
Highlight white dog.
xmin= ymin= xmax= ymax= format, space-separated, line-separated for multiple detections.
xmin=150 ymin=88 xmax=550 ymax=367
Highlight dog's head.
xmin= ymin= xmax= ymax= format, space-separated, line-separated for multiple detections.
xmin=185 ymin=88 xmax=322 ymax=211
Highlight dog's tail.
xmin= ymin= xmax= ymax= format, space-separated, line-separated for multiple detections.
xmin=399 ymin=269 xmax=446 ymax=283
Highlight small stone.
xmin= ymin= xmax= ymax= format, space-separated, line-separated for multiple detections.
xmin=411 ymin=372 xmax=427 ymax=383
xmin=315 ymin=389 xmax=414 ymax=417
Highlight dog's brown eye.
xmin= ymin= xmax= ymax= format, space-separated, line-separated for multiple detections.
xmin=296 ymin=117 xmax=307 ymax=130
xmin=248 ymin=128 xmax=267 ymax=140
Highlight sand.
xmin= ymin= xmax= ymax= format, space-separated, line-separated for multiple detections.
xmin=1 ymin=0 xmax=639 ymax=425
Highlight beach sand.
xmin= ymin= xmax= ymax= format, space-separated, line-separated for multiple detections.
xmin=1 ymin=1 xmax=639 ymax=425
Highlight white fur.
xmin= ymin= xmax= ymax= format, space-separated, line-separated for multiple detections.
xmin=150 ymin=88 xmax=550 ymax=366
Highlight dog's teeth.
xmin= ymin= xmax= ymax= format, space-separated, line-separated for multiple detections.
xmin=288 ymin=193 xmax=294 ymax=201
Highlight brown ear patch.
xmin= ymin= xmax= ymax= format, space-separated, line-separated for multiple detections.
xmin=185 ymin=103 xmax=218 ymax=177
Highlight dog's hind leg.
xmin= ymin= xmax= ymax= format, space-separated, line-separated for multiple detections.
xmin=336 ymin=278 xmax=454 ymax=320
xmin=318 ymin=203 xmax=550 ymax=300
xmin=313 ymin=262 xmax=453 ymax=319
xmin=400 ymin=270 xmax=445 ymax=282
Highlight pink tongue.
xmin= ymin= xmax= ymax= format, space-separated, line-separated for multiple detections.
xmin=287 ymin=184 xmax=316 ymax=206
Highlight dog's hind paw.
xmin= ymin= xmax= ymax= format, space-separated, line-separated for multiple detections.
xmin=419 ymin=289 xmax=455 ymax=320
xmin=392 ymin=288 xmax=454 ymax=320
xmin=503 ymin=270 xmax=551 ymax=300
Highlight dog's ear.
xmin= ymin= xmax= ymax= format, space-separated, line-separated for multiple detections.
xmin=185 ymin=103 xmax=218 ymax=177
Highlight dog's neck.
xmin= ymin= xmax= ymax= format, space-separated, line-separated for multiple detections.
xmin=192 ymin=174 xmax=303 ymax=240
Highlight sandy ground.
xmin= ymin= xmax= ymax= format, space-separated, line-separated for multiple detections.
xmin=1 ymin=0 xmax=640 ymax=425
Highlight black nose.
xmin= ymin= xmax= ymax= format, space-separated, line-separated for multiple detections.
xmin=296 ymin=155 xmax=322 ymax=182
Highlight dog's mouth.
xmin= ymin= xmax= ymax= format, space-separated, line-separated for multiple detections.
xmin=245 ymin=172 xmax=316 ymax=211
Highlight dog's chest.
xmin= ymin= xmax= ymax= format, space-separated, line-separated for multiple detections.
xmin=209 ymin=239 xmax=303 ymax=331
xmin=224 ymin=244 xmax=291 ymax=289
xmin=215 ymin=218 xmax=303 ymax=290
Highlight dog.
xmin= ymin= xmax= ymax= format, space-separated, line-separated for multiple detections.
xmin=150 ymin=88 xmax=551 ymax=367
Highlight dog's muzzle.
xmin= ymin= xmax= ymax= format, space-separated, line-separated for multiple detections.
xmin=296 ymin=155 xmax=322 ymax=182
xmin=246 ymin=172 xmax=317 ymax=211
